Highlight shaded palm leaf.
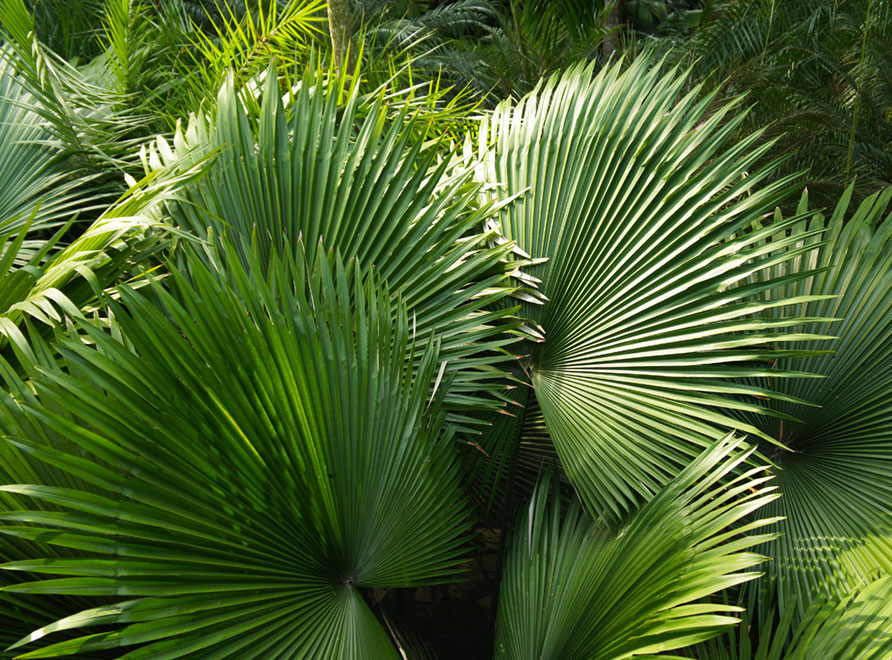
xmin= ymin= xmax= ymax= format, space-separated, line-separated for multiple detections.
xmin=0 ymin=245 xmax=469 ymax=658
xmin=0 ymin=329 xmax=119 ymax=659
xmin=731 ymin=186 xmax=892 ymax=616
xmin=494 ymin=437 xmax=780 ymax=659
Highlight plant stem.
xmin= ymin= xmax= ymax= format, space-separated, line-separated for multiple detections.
xmin=326 ymin=0 xmax=355 ymax=70
xmin=845 ymin=0 xmax=873 ymax=181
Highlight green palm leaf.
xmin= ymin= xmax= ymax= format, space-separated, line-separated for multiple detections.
xmin=0 ymin=329 xmax=117 ymax=658
xmin=687 ymin=575 xmax=892 ymax=660
xmin=476 ymin=54 xmax=831 ymax=519
xmin=0 ymin=56 xmax=94 ymax=254
xmin=0 ymin=0 xmax=150 ymax=173
xmin=731 ymin=186 xmax=892 ymax=615
xmin=494 ymin=437 xmax=781 ymax=659
xmin=0 ymin=157 xmax=206 ymax=370
xmin=144 ymin=63 xmax=533 ymax=429
xmin=0 ymin=247 xmax=469 ymax=658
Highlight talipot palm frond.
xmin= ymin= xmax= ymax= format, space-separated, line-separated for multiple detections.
xmin=494 ymin=437 xmax=781 ymax=659
xmin=687 ymin=575 xmax=892 ymax=660
xmin=475 ymin=53 xmax=830 ymax=520
xmin=467 ymin=385 xmax=559 ymax=516
xmin=729 ymin=186 xmax=892 ymax=617
xmin=145 ymin=63 xmax=535 ymax=429
xmin=0 ymin=245 xmax=470 ymax=658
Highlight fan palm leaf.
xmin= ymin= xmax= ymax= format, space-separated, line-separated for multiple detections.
xmin=730 ymin=186 xmax=892 ymax=615
xmin=475 ymin=54 xmax=831 ymax=520
xmin=494 ymin=437 xmax=781 ymax=659
xmin=0 ymin=329 xmax=120 ymax=658
xmin=144 ymin=64 xmax=534 ymax=429
xmin=0 ymin=246 xmax=469 ymax=657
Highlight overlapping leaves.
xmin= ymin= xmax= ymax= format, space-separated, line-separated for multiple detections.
xmin=144 ymin=64 xmax=533 ymax=429
xmin=495 ymin=438 xmax=781 ymax=659
xmin=731 ymin=187 xmax=892 ymax=616
xmin=688 ymin=575 xmax=892 ymax=660
xmin=476 ymin=54 xmax=830 ymax=519
xmin=0 ymin=56 xmax=90 ymax=252
xmin=0 ymin=248 xmax=469 ymax=658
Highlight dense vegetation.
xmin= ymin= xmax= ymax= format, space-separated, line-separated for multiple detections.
xmin=0 ymin=0 xmax=890 ymax=658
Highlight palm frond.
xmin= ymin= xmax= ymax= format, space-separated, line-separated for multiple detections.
xmin=0 ymin=155 xmax=207 ymax=371
xmin=494 ymin=437 xmax=780 ymax=659
xmin=145 ymin=63 xmax=533 ymax=429
xmin=0 ymin=246 xmax=469 ymax=658
xmin=0 ymin=56 xmax=99 ymax=258
xmin=0 ymin=0 xmax=149 ymax=173
xmin=186 ymin=0 xmax=326 ymax=101
xmin=730 ymin=186 xmax=892 ymax=616
xmin=476 ymin=54 xmax=830 ymax=520
xmin=687 ymin=575 xmax=892 ymax=660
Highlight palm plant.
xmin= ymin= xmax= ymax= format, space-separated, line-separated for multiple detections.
xmin=142 ymin=64 xmax=530 ymax=426
xmin=0 ymin=23 xmax=204 ymax=371
xmin=720 ymin=187 xmax=892 ymax=622
xmin=656 ymin=0 xmax=892 ymax=210
xmin=0 ymin=2 xmax=891 ymax=657
xmin=470 ymin=56 xmax=828 ymax=520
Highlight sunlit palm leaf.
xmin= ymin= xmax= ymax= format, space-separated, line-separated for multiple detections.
xmin=0 ymin=246 xmax=469 ymax=658
xmin=187 ymin=0 xmax=326 ymax=99
xmin=687 ymin=575 xmax=892 ymax=660
xmin=476 ymin=54 xmax=830 ymax=519
xmin=494 ymin=437 xmax=780 ymax=659
xmin=0 ymin=159 xmax=206 ymax=371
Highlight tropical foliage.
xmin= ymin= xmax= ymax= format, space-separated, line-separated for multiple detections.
xmin=0 ymin=0 xmax=889 ymax=658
